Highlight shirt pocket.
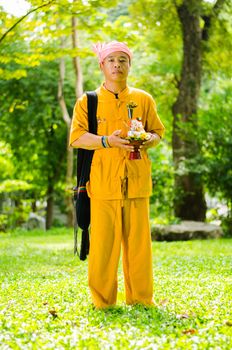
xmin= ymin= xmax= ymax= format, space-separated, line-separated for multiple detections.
xmin=96 ymin=117 xmax=107 ymax=136
xmin=127 ymin=157 xmax=152 ymax=198
xmin=127 ymin=156 xmax=151 ymax=177
xmin=97 ymin=117 xmax=124 ymax=136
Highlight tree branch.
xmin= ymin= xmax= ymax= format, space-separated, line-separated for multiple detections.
xmin=213 ymin=0 xmax=227 ymax=14
xmin=58 ymin=52 xmax=71 ymax=127
xmin=72 ymin=16 xmax=83 ymax=99
xmin=202 ymin=0 xmax=226 ymax=41
xmin=0 ymin=0 xmax=54 ymax=45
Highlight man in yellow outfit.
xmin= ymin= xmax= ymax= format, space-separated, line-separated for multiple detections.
xmin=70 ymin=41 xmax=165 ymax=309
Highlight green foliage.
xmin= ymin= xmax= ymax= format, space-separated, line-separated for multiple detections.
xmin=203 ymin=1 xmax=232 ymax=76
xmin=148 ymin=143 xmax=175 ymax=223
xmin=221 ymin=216 xmax=232 ymax=238
xmin=0 ymin=142 xmax=14 ymax=179
xmin=0 ymin=60 xmax=68 ymax=185
xmin=0 ymin=180 xmax=32 ymax=193
xmin=0 ymin=61 xmax=70 ymax=229
xmin=0 ymin=230 xmax=231 ymax=348
xmin=198 ymin=78 xmax=232 ymax=234
xmin=0 ymin=143 xmax=34 ymax=231
xmin=0 ymin=214 xmax=8 ymax=231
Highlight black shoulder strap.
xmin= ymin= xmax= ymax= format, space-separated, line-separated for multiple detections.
xmin=76 ymin=91 xmax=98 ymax=187
xmin=87 ymin=91 xmax=98 ymax=134
xmin=74 ymin=91 xmax=98 ymax=258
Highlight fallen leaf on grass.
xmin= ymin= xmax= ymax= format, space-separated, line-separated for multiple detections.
xmin=182 ymin=329 xmax=197 ymax=335
xmin=159 ymin=299 xmax=169 ymax=306
xmin=176 ymin=313 xmax=190 ymax=319
xmin=49 ymin=309 xmax=58 ymax=318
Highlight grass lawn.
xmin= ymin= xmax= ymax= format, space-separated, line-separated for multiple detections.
xmin=0 ymin=228 xmax=231 ymax=349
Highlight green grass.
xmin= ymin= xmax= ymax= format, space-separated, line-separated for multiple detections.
xmin=0 ymin=228 xmax=231 ymax=349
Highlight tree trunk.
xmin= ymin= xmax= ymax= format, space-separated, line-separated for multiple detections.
xmin=66 ymin=127 xmax=74 ymax=227
xmin=31 ymin=199 xmax=37 ymax=212
xmin=58 ymin=13 xmax=84 ymax=227
xmin=58 ymin=51 xmax=74 ymax=228
xmin=172 ymin=0 xmax=206 ymax=221
xmin=72 ymin=16 xmax=83 ymax=99
xmin=46 ymin=181 xmax=54 ymax=230
xmin=57 ymin=9 xmax=84 ymax=227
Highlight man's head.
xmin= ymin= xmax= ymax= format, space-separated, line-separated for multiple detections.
xmin=93 ymin=41 xmax=132 ymax=64
xmin=93 ymin=41 xmax=132 ymax=84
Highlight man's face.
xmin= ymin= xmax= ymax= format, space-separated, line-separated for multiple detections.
xmin=100 ymin=51 xmax=130 ymax=83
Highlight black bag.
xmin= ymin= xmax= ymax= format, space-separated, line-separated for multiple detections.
xmin=73 ymin=91 xmax=98 ymax=260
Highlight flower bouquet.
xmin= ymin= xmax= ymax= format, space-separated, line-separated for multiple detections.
xmin=123 ymin=102 xmax=151 ymax=159
xmin=126 ymin=118 xmax=151 ymax=159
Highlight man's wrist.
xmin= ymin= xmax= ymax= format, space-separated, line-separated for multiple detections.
xmin=144 ymin=133 xmax=161 ymax=148
xmin=153 ymin=133 xmax=160 ymax=141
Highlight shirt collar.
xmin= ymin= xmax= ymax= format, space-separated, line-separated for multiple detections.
xmin=98 ymin=83 xmax=130 ymax=100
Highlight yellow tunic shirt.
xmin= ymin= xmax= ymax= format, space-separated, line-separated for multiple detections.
xmin=70 ymin=84 xmax=165 ymax=200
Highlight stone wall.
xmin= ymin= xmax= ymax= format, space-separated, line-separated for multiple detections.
xmin=151 ymin=221 xmax=223 ymax=241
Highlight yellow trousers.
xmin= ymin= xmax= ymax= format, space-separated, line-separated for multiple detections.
xmin=88 ymin=197 xmax=154 ymax=308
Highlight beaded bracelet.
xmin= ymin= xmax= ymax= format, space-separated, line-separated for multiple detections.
xmin=105 ymin=136 xmax=111 ymax=148
xmin=101 ymin=136 xmax=111 ymax=148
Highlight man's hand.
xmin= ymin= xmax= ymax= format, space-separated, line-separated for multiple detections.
xmin=108 ymin=130 xmax=134 ymax=150
xmin=140 ymin=133 xmax=161 ymax=149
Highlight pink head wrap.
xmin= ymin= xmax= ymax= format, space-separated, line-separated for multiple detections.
xmin=92 ymin=41 xmax=132 ymax=63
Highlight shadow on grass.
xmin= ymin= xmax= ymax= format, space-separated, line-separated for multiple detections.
xmin=86 ymin=304 xmax=195 ymax=337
